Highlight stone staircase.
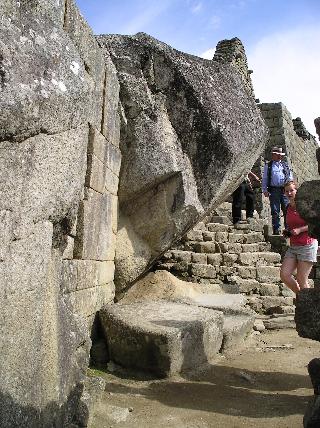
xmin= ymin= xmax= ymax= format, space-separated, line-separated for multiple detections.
xmin=97 ymin=206 xmax=300 ymax=378
xmin=156 ymin=207 xmax=296 ymax=320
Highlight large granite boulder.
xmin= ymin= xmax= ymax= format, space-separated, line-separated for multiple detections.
xmin=97 ymin=33 xmax=268 ymax=292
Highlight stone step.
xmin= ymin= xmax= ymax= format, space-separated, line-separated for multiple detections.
xmin=221 ymin=315 xmax=255 ymax=353
xmin=209 ymin=215 xmax=232 ymax=225
xmin=99 ymin=302 xmax=224 ymax=377
xmin=189 ymin=293 xmax=253 ymax=316
xmin=238 ymin=251 xmax=281 ymax=266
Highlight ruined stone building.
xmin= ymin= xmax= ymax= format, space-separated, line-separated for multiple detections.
xmin=0 ymin=1 xmax=318 ymax=427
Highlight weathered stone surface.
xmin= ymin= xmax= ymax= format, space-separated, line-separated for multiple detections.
xmin=97 ymin=32 xmax=267 ymax=291
xmin=0 ymin=126 xmax=88 ymax=239
xmin=222 ymin=315 xmax=255 ymax=353
xmin=256 ymin=265 xmax=280 ymax=283
xmin=295 ymin=289 xmax=320 ymax=340
xmin=99 ymin=301 xmax=223 ymax=376
xmin=191 ymin=263 xmax=216 ymax=279
xmin=0 ymin=225 xmax=90 ymax=427
xmin=263 ymin=315 xmax=295 ymax=330
xmin=296 ymin=180 xmax=320 ymax=239
xmin=0 ymin=9 xmax=94 ymax=142
xmin=74 ymin=189 xmax=114 ymax=261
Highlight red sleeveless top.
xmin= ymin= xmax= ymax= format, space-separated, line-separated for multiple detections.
xmin=286 ymin=205 xmax=315 ymax=246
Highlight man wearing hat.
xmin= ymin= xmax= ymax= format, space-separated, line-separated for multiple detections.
xmin=262 ymin=146 xmax=293 ymax=235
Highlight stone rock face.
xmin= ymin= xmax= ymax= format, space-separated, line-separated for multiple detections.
xmin=0 ymin=1 xmax=119 ymax=426
xmin=296 ymin=180 xmax=320 ymax=239
xmin=295 ymin=289 xmax=320 ymax=341
xmin=97 ymin=33 xmax=268 ymax=292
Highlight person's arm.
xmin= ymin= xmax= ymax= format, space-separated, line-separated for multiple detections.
xmin=291 ymin=225 xmax=308 ymax=236
xmin=248 ymin=171 xmax=261 ymax=183
xmin=261 ymin=164 xmax=269 ymax=196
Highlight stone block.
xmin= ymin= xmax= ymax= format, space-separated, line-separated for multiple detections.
xmin=214 ymin=232 xmax=229 ymax=243
xmin=100 ymin=56 xmax=121 ymax=145
xmin=263 ymin=316 xmax=295 ymax=330
xmin=202 ymin=231 xmax=216 ymax=241
xmin=259 ymin=283 xmax=281 ymax=296
xmin=184 ymin=230 xmax=203 ymax=241
xmin=194 ymin=242 xmax=217 ymax=254
xmin=61 ymin=260 xmax=115 ymax=293
xmin=207 ymin=223 xmax=229 ymax=232
xmin=256 ymin=266 xmax=280 ymax=283
xmin=247 ymin=296 xmax=263 ymax=312
xmin=191 ymin=264 xmax=216 ymax=279
xmin=236 ymin=266 xmax=257 ymax=279
xmin=230 ymin=276 xmax=260 ymax=294
xmin=261 ymin=296 xmax=293 ymax=311
xmin=207 ymin=254 xmax=223 ymax=266
xmin=74 ymin=189 xmax=113 ymax=261
xmin=243 ymin=232 xmax=263 ymax=244
xmin=219 ymin=243 xmax=242 ymax=254
xmin=191 ymin=253 xmax=208 ymax=264
xmin=86 ymin=154 xmax=105 ymax=194
xmin=222 ymin=253 xmax=238 ymax=266
xmin=104 ymin=167 xmax=119 ymax=195
xmin=65 ymin=282 xmax=115 ymax=318
xmin=171 ymin=250 xmax=192 ymax=263
xmin=228 ymin=233 xmax=244 ymax=244
xmin=242 ymin=243 xmax=260 ymax=252
xmin=238 ymin=253 xmax=258 ymax=266
xmin=218 ymin=266 xmax=236 ymax=277
xmin=221 ymin=315 xmax=255 ymax=354
xmin=99 ymin=302 xmax=223 ymax=376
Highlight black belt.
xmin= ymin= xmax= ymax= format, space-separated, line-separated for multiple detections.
xmin=268 ymin=186 xmax=284 ymax=190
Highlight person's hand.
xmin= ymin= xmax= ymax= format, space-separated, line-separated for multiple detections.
xmin=263 ymin=191 xmax=269 ymax=197
xmin=291 ymin=228 xmax=301 ymax=236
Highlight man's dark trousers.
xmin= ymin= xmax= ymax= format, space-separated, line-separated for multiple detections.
xmin=232 ymin=181 xmax=254 ymax=224
xmin=268 ymin=186 xmax=289 ymax=233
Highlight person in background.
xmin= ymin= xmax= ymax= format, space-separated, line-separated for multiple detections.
xmin=262 ymin=146 xmax=293 ymax=235
xmin=280 ymin=180 xmax=318 ymax=294
xmin=232 ymin=171 xmax=261 ymax=225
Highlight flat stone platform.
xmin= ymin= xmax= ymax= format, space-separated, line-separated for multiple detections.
xmin=99 ymin=301 xmax=224 ymax=377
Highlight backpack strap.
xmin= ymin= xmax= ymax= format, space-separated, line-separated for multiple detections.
xmin=267 ymin=160 xmax=273 ymax=191
xmin=281 ymin=161 xmax=291 ymax=184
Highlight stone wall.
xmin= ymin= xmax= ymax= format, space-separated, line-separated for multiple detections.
xmin=0 ymin=1 xmax=119 ymax=426
xmin=213 ymin=37 xmax=255 ymax=98
xmin=255 ymin=103 xmax=319 ymax=221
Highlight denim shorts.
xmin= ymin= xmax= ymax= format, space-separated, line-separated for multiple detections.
xmin=284 ymin=241 xmax=318 ymax=263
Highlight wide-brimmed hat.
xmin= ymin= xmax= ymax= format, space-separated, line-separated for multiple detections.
xmin=271 ymin=146 xmax=285 ymax=155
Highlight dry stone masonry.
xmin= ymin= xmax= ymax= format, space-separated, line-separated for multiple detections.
xmin=0 ymin=1 xmax=119 ymax=426
xmin=0 ymin=1 xmax=318 ymax=426
xmin=157 ymin=204 xmax=296 ymax=328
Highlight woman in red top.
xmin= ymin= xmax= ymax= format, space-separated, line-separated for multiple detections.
xmin=280 ymin=181 xmax=318 ymax=294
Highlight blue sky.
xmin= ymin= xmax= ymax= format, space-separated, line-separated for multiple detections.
xmin=75 ymin=0 xmax=320 ymax=136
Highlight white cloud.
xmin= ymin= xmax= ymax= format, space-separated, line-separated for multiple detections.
xmin=209 ymin=14 xmax=221 ymax=30
xmin=199 ymin=47 xmax=216 ymax=59
xmin=121 ymin=1 xmax=171 ymax=35
xmin=191 ymin=2 xmax=203 ymax=14
xmin=248 ymin=25 xmax=320 ymax=135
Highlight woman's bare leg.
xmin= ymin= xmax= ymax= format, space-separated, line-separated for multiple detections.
xmin=280 ymin=257 xmax=299 ymax=294
xmin=296 ymin=260 xmax=313 ymax=290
